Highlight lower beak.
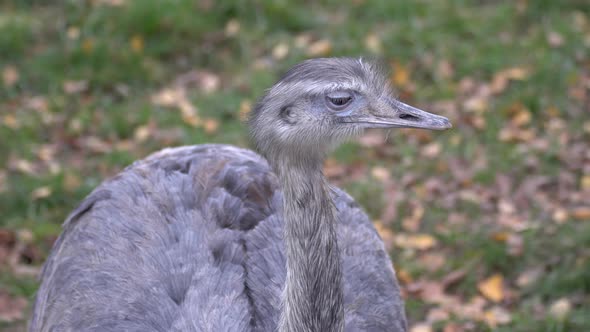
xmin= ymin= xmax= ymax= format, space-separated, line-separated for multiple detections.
xmin=353 ymin=100 xmax=452 ymax=130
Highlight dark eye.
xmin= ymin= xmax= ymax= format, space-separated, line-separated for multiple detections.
xmin=326 ymin=92 xmax=353 ymax=110
xmin=329 ymin=97 xmax=351 ymax=106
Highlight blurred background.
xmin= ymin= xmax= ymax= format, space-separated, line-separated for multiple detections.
xmin=1 ymin=0 xmax=589 ymax=331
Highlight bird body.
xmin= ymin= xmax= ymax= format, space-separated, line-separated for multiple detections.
xmin=32 ymin=58 xmax=451 ymax=331
xmin=31 ymin=144 xmax=406 ymax=331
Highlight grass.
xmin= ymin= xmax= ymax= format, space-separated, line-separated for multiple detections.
xmin=1 ymin=0 xmax=589 ymax=330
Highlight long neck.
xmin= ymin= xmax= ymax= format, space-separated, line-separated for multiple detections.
xmin=275 ymin=158 xmax=344 ymax=332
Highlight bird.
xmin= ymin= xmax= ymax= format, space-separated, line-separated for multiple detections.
xmin=30 ymin=57 xmax=451 ymax=332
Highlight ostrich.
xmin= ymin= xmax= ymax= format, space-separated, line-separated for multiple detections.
xmin=30 ymin=58 xmax=451 ymax=332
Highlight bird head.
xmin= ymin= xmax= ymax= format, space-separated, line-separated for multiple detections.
xmin=249 ymin=58 xmax=451 ymax=167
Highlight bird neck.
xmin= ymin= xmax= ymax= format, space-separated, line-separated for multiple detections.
xmin=275 ymin=160 xmax=344 ymax=332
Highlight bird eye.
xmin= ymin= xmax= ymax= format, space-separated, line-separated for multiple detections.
xmin=326 ymin=92 xmax=353 ymax=110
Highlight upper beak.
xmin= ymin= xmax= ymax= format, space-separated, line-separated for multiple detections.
xmin=349 ymin=98 xmax=452 ymax=130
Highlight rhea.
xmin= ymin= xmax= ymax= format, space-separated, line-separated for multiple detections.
xmin=30 ymin=58 xmax=451 ymax=332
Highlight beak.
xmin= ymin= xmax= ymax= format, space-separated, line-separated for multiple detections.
xmin=348 ymin=98 xmax=452 ymax=130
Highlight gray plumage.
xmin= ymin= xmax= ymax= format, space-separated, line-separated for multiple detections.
xmin=31 ymin=58 xmax=451 ymax=332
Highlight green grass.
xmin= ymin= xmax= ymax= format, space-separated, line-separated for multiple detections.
xmin=1 ymin=0 xmax=589 ymax=330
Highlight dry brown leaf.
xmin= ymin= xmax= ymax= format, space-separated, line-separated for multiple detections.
xmin=395 ymin=233 xmax=437 ymax=250
xmin=307 ymin=40 xmax=332 ymax=57
xmin=478 ymin=274 xmax=504 ymax=302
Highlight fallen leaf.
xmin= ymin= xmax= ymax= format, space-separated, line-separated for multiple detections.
xmin=410 ymin=322 xmax=433 ymax=332
xmin=571 ymin=207 xmax=590 ymax=220
xmin=3 ymin=114 xmax=20 ymax=129
xmin=391 ymin=62 xmax=409 ymax=87
xmin=371 ymin=166 xmax=390 ymax=182
xmin=395 ymin=233 xmax=437 ymax=250
xmin=373 ymin=220 xmax=395 ymax=251
xmin=63 ymin=80 xmax=88 ymax=94
xmin=549 ymin=298 xmax=572 ymax=320
xmin=516 ymin=268 xmax=542 ymax=288
xmin=2 ymin=65 xmax=19 ymax=87
xmin=130 ymin=35 xmax=144 ymax=53
xmin=552 ymin=208 xmax=569 ymax=224
xmin=63 ymin=173 xmax=81 ymax=192
xmin=547 ymin=31 xmax=564 ymax=47
xmin=0 ymin=291 xmax=27 ymax=322
xmin=225 ymin=19 xmax=240 ymax=37
xmin=134 ymin=125 xmax=151 ymax=142
xmin=203 ymin=118 xmax=219 ymax=134
xmin=478 ymin=274 xmax=504 ymax=302
xmin=272 ymin=43 xmax=289 ymax=60
xmin=67 ymin=26 xmax=80 ymax=40
xmin=307 ymin=39 xmax=332 ymax=56
xmin=31 ymin=186 xmax=52 ymax=200
xmin=365 ymin=33 xmax=382 ymax=54
xmin=239 ymin=99 xmax=252 ymax=121
xmin=483 ymin=306 xmax=512 ymax=328
xmin=426 ymin=307 xmax=450 ymax=323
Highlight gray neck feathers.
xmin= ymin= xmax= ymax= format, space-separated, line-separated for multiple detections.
xmin=274 ymin=158 xmax=344 ymax=332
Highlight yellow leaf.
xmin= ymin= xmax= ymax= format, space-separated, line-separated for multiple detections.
xmin=82 ymin=38 xmax=94 ymax=54
xmin=581 ymin=175 xmax=590 ymax=191
xmin=130 ymin=35 xmax=144 ymax=53
xmin=395 ymin=233 xmax=437 ymax=250
xmin=391 ymin=62 xmax=409 ymax=87
xmin=239 ymin=99 xmax=252 ymax=121
xmin=478 ymin=274 xmax=504 ymax=302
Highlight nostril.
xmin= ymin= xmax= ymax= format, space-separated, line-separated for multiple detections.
xmin=399 ymin=113 xmax=419 ymax=121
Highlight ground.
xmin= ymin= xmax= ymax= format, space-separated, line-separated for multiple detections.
xmin=0 ymin=1 xmax=589 ymax=331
